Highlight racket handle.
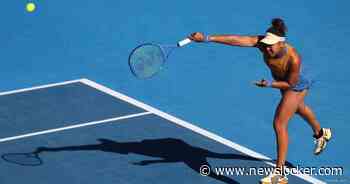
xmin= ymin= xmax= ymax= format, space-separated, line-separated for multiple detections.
xmin=177 ymin=38 xmax=192 ymax=47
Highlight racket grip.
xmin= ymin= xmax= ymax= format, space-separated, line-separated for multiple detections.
xmin=177 ymin=38 xmax=192 ymax=47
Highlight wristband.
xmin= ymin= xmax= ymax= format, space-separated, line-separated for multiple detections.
xmin=204 ymin=35 xmax=211 ymax=42
xmin=266 ymin=80 xmax=273 ymax=87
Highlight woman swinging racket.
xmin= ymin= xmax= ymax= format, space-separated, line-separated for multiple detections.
xmin=188 ymin=18 xmax=332 ymax=183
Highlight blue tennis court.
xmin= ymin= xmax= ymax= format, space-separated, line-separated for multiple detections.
xmin=0 ymin=79 xmax=324 ymax=183
xmin=1 ymin=0 xmax=350 ymax=183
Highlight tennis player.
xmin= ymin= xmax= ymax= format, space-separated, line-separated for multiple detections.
xmin=188 ymin=18 xmax=332 ymax=183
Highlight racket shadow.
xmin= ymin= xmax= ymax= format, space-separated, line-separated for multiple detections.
xmin=2 ymin=152 xmax=43 ymax=166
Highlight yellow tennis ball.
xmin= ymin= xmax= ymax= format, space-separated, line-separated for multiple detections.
xmin=26 ymin=2 xmax=36 ymax=12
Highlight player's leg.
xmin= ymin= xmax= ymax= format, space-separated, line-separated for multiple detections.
xmin=261 ymin=90 xmax=307 ymax=184
xmin=296 ymin=101 xmax=321 ymax=136
xmin=296 ymin=102 xmax=332 ymax=155
xmin=274 ymin=90 xmax=307 ymax=168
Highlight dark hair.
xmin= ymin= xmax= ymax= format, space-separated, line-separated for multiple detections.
xmin=266 ymin=18 xmax=287 ymax=37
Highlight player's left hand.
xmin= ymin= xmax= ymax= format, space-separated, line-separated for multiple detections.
xmin=254 ymin=79 xmax=270 ymax=88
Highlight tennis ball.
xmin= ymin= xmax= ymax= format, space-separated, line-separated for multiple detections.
xmin=26 ymin=2 xmax=36 ymax=12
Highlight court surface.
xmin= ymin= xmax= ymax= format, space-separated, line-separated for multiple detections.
xmin=0 ymin=79 xmax=327 ymax=184
xmin=1 ymin=0 xmax=350 ymax=183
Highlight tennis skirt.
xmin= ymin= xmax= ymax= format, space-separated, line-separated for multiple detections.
xmin=291 ymin=75 xmax=313 ymax=92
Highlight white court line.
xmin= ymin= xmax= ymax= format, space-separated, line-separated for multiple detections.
xmin=81 ymin=78 xmax=325 ymax=184
xmin=0 ymin=79 xmax=84 ymax=96
xmin=0 ymin=112 xmax=152 ymax=143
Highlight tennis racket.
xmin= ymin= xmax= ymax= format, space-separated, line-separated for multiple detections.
xmin=128 ymin=38 xmax=192 ymax=79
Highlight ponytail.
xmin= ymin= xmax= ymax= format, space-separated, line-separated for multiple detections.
xmin=267 ymin=18 xmax=287 ymax=37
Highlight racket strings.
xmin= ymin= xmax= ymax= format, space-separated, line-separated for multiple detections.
xmin=129 ymin=44 xmax=166 ymax=79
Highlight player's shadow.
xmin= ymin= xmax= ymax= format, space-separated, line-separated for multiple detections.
xmin=34 ymin=138 xmax=294 ymax=184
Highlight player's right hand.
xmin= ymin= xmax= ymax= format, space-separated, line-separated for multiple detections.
xmin=189 ymin=32 xmax=205 ymax=42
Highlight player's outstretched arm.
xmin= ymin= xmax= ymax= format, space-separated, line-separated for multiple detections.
xmin=189 ymin=32 xmax=259 ymax=47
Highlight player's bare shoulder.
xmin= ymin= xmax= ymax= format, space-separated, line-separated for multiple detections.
xmin=286 ymin=43 xmax=301 ymax=65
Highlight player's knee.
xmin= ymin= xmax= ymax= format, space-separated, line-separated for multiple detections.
xmin=273 ymin=120 xmax=287 ymax=133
